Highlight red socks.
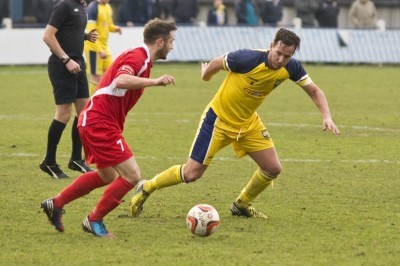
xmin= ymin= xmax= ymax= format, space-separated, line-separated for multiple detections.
xmin=53 ymin=173 xmax=134 ymax=222
xmin=53 ymin=171 xmax=107 ymax=208
xmin=88 ymin=177 xmax=134 ymax=221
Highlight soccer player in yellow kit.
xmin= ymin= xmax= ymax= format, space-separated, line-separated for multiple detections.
xmin=130 ymin=28 xmax=341 ymax=218
xmin=84 ymin=0 xmax=122 ymax=95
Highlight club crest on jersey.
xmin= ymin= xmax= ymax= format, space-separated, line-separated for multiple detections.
xmin=121 ymin=65 xmax=134 ymax=75
xmin=261 ymin=130 xmax=270 ymax=139
xmin=273 ymin=79 xmax=284 ymax=88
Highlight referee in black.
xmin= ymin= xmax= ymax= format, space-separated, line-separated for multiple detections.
xmin=40 ymin=0 xmax=98 ymax=179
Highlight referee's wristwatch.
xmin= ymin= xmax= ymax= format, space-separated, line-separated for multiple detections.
xmin=61 ymin=54 xmax=70 ymax=64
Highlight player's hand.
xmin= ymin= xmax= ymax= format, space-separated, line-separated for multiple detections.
xmin=201 ymin=62 xmax=208 ymax=76
xmin=87 ymin=28 xmax=98 ymax=43
xmin=322 ymin=118 xmax=341 ymax=135
xmin=115 ymin=26 xmax=122 ymax=35
xmin=99 ymin=50 xmax=107 ymax=59
xmin=156 ymin=74 xmax=175 ymax=87
xmin=65 ymin=59 xmax=81 ymax=74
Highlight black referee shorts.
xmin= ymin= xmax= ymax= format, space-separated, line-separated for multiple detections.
xmin=48 ymin=54 xmax=89 ymax=105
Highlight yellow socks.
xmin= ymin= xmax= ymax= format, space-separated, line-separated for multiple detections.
xmin=235 ymin=168 xmax=275 ymax=208
xmin=143 ymin=165 xmax=185 ymax=193
xmin=141 ymin=166 xmax=274 ymax=208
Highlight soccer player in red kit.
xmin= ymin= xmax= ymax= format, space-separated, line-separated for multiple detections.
xmin=40 ymin=19 xmax=177 ymax=238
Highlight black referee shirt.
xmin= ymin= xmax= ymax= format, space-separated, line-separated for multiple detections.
xmin=48 ymin=0 xmax=88 ymax=58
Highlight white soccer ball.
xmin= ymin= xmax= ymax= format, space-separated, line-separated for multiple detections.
xmin=186 ymin=204 xmax=220 ymax=237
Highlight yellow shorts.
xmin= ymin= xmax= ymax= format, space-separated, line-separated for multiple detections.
xmin=84 ymin=50 xmax=112 ymax=76
xmin=189 ymin=107 xmax=274 ymax=165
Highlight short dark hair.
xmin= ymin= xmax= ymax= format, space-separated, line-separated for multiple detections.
xmin=143 ymin=19 xmax=177 ymax=44
xmin=273 ymin=28 xmax=301 ymax=52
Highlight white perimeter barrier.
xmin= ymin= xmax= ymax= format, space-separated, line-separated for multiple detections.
xmin=0 ymin=27 xmax=399 ymax=65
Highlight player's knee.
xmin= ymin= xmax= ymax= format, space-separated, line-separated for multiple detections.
xmin=55 ymin=112 xmax=72 ymax=124
xmin=117 ymin=164 xmax=141 ymax=185
xmin=183 ymin=169 xmax=203 ymax=183
xmin=182 ymin=160 xmax=207 ymax=183
xmin=271 ymin=165 xmax=282 ymax=177
xmin=261 ymin=164 xmax=282 ymax=179
xmin=124 ymin=171 xmax=141 ymax=185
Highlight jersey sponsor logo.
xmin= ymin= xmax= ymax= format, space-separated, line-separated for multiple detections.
xmin=243 ymin=87 xmax=268 ymax=97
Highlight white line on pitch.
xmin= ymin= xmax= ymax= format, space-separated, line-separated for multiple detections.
xmin=1 ymin=153 xmax=399 ymax=164
xmin=0 ymin=113 xmax=399 ymax=133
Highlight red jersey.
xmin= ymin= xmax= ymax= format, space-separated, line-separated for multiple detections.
xmin=79 ymin=45 xmax=153 ymax=131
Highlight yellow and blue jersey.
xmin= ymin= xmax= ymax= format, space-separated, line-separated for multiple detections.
xmin=84 ymin=1 xmax=117 ymax=54
xmin=210 ymin=49 xmax=313 ymax=128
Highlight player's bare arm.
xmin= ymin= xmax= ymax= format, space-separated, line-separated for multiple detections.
xmin=302 ymin=83 xmax=341 ymax=135
xmin=201 ymin=55 xmax=225 ymax=81
xmin=43 ymin=25 xmax=81 ymax=74
xmin=115 ymin=74 xmax=175 ymax=90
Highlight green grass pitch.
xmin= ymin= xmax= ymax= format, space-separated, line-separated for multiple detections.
xmin=0 ymin=64 xmax=399 ymax=265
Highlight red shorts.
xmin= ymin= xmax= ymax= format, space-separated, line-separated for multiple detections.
xmin=78 ymin=122 xmax=133 ymax=169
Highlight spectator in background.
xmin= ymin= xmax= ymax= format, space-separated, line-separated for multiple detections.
xmin=235 ymin=0 xmax=259 ymax=26
xmin=32 ymin=0 xmax=59 ymax=25
xmin=84 ymin=0 xmax=122 ymax=95
xmin=152 ymin=0 xmax=172 ymax=20
xmin=171 ymin=0 xmax=199 ymax=25
xmin=259 ymin=0 xmax=282 ymax=27
xmin=207 ymin=0 xmax=228 ymax=26
xmin=119 ymin=0 xmax=152 ymax=27
xmin=0 ymin=0 xmax=9 ymax=27
xmin=315 ymin=0 xmax=339 ymax=28
xmin=294 ymin=0 xmax=319 ymax=27
xmin=349 ymin=0 xmax=378 ymax=29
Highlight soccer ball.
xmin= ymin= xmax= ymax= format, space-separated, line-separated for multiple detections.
xmin=186 ymin=204 xmax=220 ymax=237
